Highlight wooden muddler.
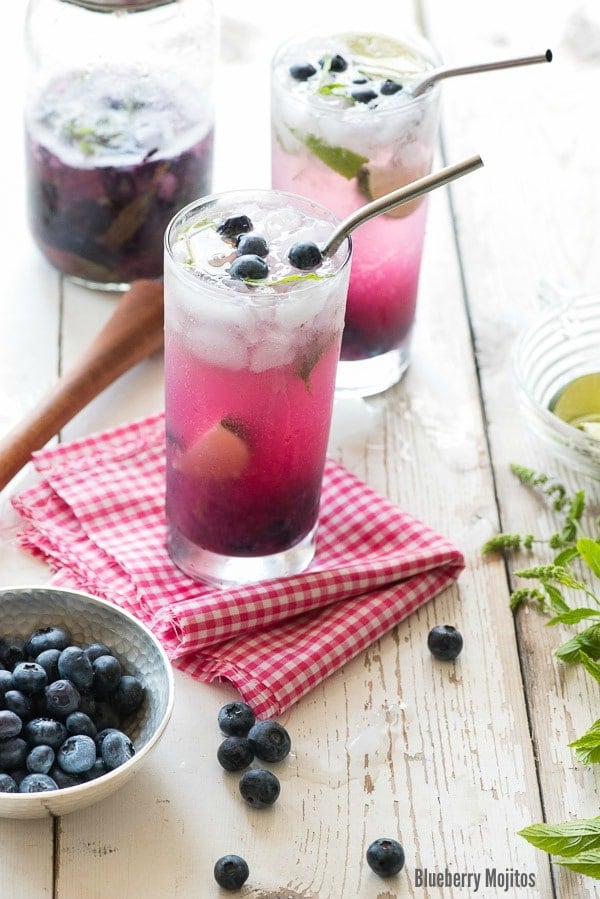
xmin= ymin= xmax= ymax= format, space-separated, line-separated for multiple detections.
xmin=0 ymin=279 xmax=164 ymax=492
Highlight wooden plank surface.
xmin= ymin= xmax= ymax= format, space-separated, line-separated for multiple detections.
xmin=0 ymin=0 xmax=597 ymax=896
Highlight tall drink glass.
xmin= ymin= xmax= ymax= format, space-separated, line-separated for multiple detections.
xmin=164 ymin=189 xmax=352 ymax=586
xmin=271 ymin=31 xmax=441 ymax=397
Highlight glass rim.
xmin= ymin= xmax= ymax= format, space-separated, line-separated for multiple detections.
xmin=270 ymin=27 xmax=443 ymax=116
xmin=164 ymin=187 xmax=353 ymax=299
xmin=58 ymin=0 xmax=176 ymax=12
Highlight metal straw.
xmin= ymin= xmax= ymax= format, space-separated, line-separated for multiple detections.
xmin=321 ymin=154 xmax=484 ymax=258
xmin=411 ymin=49 xmax=552 ymax=98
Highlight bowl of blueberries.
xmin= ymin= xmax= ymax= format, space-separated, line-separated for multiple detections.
xmin=0 ymin=586 xmax=174 ymax=818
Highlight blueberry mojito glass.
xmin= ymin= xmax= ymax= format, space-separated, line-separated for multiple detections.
xmin=24 ymin=0 xmax=216 ymax=290
xmin=271 ymin=31 xmax=442 ymax=396
xmin=164 ymin=190 xmax=352 ymax=586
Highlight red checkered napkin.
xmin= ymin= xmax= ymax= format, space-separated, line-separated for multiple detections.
xmin=12 ymin=413 xmax=464 ymax=718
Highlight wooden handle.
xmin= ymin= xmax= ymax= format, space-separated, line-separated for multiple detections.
xmin=0 ymin=279 xmax=164 ymax=492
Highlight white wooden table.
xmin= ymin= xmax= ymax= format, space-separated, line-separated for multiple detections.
xmin=1 ymin=1 xmax=599 ymax=896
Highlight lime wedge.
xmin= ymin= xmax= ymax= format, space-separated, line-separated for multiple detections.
xmin=578 ymin=422 xmax=600 ymax=441
xmin=343 ymin=32 xmax=424 ymax=71
xmin=290 ymin=128 xmax=368 ymax=179
xmin=357 ymin=160 xmax=429 ymax=217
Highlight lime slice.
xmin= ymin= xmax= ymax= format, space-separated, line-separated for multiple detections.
xmin=357 ymin=160 xmax=429 ymax=217
xmin=343 ymin=32 xmax=424 ymax=71
xmin=578 ymin=421 xmax=600 ymax=441
xmin=290 ymin=128 xmax=368 ymax=179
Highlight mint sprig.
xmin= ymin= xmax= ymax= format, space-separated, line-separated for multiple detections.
xmin=482 ymin=464 xmax=600 ymax=881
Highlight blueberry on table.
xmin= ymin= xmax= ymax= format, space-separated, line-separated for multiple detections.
xmin=380 ymin=79 xmax=403 ymax=95
xmin=366 ymin=838 xmax=406 ymax=877
xmin=218 ymin=700 xmax=256 ymax=737
xmin=216 ymin=214 xmax=253 ymax=242
xmin=213 ymin=854 xmax=250 ymax=891
xmin=350 ymin=86 xmax=379 ymax=104
xmin=229 ymin=254 xmax=269 ymax=281
xmin=239 ymin=768 xmax=280 ymax=808
xmin=427 ymin=624 xmax=464 ymax=661
xmin=217 ymin=736 xmax=254 ymax=772
xmin=247 ymin=720 xmax=291 ymax=763
xmin=288 ymin=241 xmax=323 ymax=271
xmin=236 ymin=233 xmax=269 ymax=257
xmin=289 ymin=62 xmax=317 ymax=81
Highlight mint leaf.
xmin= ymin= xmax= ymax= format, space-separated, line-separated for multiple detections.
xmin=569 ymin=718 xmax=600 ymax=764
xmin=548 ymin=608 xmax=600 ymax=626
xmin=554 ymin=850 xmax=600 ymax=878
xmin=578 ymin=537 xmax=600 ymax=578
xmin=579 ymin=651 xmax=600 ymax=684
xmin=290 ymin=128 xmax=368 ymax=179
xmin=555 ymin=623 xmax=600 ymax=663
xmin=518 ymin=817 xmax=600 ymax=856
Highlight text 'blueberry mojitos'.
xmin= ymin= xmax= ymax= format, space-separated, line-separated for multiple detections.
xmin=271 ymin=30 xmax=442 ymax=397
xmin=164 ymin=190 xmax=352 ymax=587
xmin=24 ymin=0 xmax=216 ymax=290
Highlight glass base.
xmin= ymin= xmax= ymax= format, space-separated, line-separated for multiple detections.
xmin=66 ymin=274 xmax=131 ymax=293
xmin=335 ymin=344 xmax=410 ymax=398
xmin=167 ymin=522 xmax=318 ymax=588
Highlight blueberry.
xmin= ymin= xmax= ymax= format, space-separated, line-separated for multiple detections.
xmin=82 ymin=642 xmax=112 ymax=663
xmin=0 ymin=709 xmax=22 ymax=739
xmin=77 ymin=691 xmax=97 ymax=719
xmin=289 ymin=62 xmax=317 ymax=81
xmin=4 ymin=690 xmax=32 ymax=719
xmin=288 ymin=241 xmax=322 ymax=270
xmin=35 ymin=648 xmax=61 ymax=682
xmin=0 ymin=635 xmax=27 ymax=670
xmin=218 ymin=701 xmax=256 ymax=737
xmin=350 ymin=87 xmax=379 ymax=104
xmin=214 ymin=854 xmax=250 ymax=891
xmin=94 ymin=727 xmax=121 ymax=752
xmin=319 ymin=53 xmax=348 ymax=73
xmin=229 ymin=254 xmax=269 ymax=281
xmin=26 ymin=626 xmax=71 ymax=657
xmin=57 ymin=734 xmax=97 ymax=774
xmin=352 ymin=76 xmax=369 ymax=84
xmin=12 ymin=661 xmax=48 ymax=695
xmin=380 ymin=78 xmax=403 ymax=95
xmin=112 ymin=674 xmax=144 ymax=717
xmin=101 ymin=730 xmax=135 ymax=771
xmin=44 ymin=679 xmax=81 ymax=716
xmin=0 ymin=669 xmax=13 ymax=699
xmin=239 ymin=768 xmax=280 ymax=808
xmin=26 ymin=745 xmax=55 ymax=775
xmin=66 ymin=711 xmax=97 ymax=738
xmin=49 ymin=764 xmax=82 ymax=789
xmin=216 ymin=215 xmax=253 ymax=242
xmin=0 ymin=773 xmax=18 ymax=793
xmin=19 ymin=773 xmax=58 ymax=793
xmin=236 ymin=233 xmax=269 ymax=257
xmin=58 ymin=646 xmax=94 ymax=690
xmin=93 ymin=701 xmax=121 ymax=732
xmin=82 ymin=759 xmax=106 ymax=782
xmin=91 ymin=654 xmax=122 ymax=698
xmin=366 ymin=838 xmax=405 ymax=877
xmin=0 ymin=737 xmax=28 ymax=770
xmin=247 ymin=720 xmax=291 ymax=763
xmin=427 ymin=624 xmax=464 ymax=661
xmin=217 ymin=736 xmax=254 ymax=772
xmin=25 ymin=717 xmax=68 ymax=750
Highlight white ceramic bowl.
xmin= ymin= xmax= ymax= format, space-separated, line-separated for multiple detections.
xmin=0 ymin=586 xmax=174 ymax=818
xmin=513 ymin=293 xmax=600 ymax=480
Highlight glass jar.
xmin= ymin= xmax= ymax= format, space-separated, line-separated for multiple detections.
xmin=24 ymin=0 xmax=217 ymax=290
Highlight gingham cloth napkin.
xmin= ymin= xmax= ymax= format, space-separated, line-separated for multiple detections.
xmin=12 ymin=412 xmax=464 ymax=718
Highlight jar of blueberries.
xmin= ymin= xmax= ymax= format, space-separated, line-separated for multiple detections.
xmin=24 ymin=0 xmax=217 ymax=290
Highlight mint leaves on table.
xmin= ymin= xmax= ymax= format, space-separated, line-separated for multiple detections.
xmin=482 ymin=463 xmax=600 ymax=881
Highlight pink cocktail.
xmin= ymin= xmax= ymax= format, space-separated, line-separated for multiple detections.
xmin=271 ymin=31 xmax=441 ymax=396
xmin=164 ymin=190 xmax=351 ymax=586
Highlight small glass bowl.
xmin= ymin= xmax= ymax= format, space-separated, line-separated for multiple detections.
xmin=513 ymin=293 xmax=600 ymax=480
